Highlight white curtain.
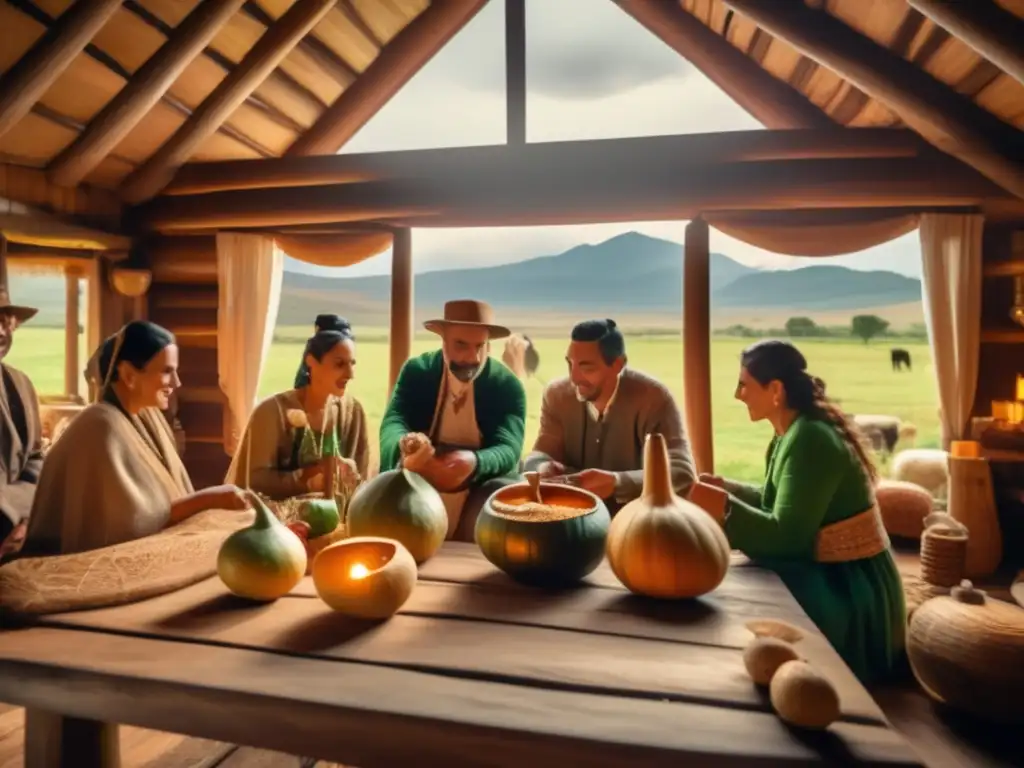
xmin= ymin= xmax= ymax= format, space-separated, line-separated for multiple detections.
xmin=217 ymin=232 xmax=283 ymax=455
xmin=919 ymin=213 xmax=984 ymax=448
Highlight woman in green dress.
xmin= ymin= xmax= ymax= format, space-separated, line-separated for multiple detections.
xmin=688 ymin=339 xmax=906 ymax=683
xmin=225 ymin=320 xmax=374 ymax=499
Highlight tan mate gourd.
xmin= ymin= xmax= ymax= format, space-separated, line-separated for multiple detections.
xmin=605 ymin=433 xmax=730 ymax=598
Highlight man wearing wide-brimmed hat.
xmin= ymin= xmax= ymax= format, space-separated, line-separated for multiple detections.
xmin=0 ymin=237 xmax=44 ymax=558
xmin=380 ymin=299 xmax=526 ymax=540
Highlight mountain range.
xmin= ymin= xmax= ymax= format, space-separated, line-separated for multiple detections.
xmin=277 ymin=232 xmax=922 ymax=326
xmin=9 ymin=232 xmax=923 ymax=328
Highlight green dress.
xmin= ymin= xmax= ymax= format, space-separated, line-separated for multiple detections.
xmin=723 ymin=415 xmax=906 ymax=683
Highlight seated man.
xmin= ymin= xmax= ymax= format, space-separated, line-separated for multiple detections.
xmin=523 ymin=318 xmax=695 ymax=515
xmin=380 ymin=300 xmax=526 ymax=541
xmin=0 ymin=266 xmax=44 ymax=558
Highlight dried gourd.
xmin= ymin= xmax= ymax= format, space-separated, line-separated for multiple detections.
xmin=769 ymin=660 xmax=840 ymax=730
xmin=606 ymin=433 xmax=730 ymax=598
xmin=743 ymin=637 xmax=800 ymax=686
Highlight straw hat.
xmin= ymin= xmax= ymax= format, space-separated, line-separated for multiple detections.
xmin=424 ymin=300 xmax=510 ymax=340
xmin=0 ymin=236 xmax=38 ymax=323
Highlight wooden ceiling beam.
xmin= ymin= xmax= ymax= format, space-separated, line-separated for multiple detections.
xmin=165 ymin=128 xmax=929 ymax=195
xmin=611 ymin=0 xmax=834 ymax=130
xmin=722 ymin=0 xmax=1024 ymax=199
xmin=0 ymin=0 xmax=123 ymax=141
xmin=119 ymin=0 xmax=340 ymax=205
xmin=241 ymin=1 xmax=359 ymax=85
xmin=286 ymin=0 xmax=488 ymax=157
xmin=0 ymin=211 xmax=130 ymax=250
xmin=907 ymin=0 xmax=1024 ymax=87
xmin=47 ymin=0 xmax=248 ymax=189
xmin=137 ymin=155 xmax=1010 ymax=232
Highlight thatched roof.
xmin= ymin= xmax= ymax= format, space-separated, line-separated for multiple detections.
xmin=0 ymin=0 xmax=1022 ymax=210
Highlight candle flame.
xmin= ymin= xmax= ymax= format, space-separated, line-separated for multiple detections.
xmin=349 ymin=563 xmax=370 ymax=580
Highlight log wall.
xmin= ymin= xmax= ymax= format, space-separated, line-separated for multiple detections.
xmin=975 ymin=223 xmax=1024 ymax=564
xmin=145 ymin=235 xmax=227 ymax=489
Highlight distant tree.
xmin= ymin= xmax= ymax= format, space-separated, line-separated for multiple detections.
xmin=851 ymin=314 xmax=890 ymax=343
xmin=785 ymin=316 xmax=819 ymax=337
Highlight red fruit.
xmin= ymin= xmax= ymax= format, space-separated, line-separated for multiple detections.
xmin=287 ymin=521 xmax=312 ymax=541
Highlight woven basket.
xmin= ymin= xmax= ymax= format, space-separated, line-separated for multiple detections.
xmin=876 ymin=479 xmax=934 ymax=539
xmin=920 ymin=513 xmax=968 ymax=588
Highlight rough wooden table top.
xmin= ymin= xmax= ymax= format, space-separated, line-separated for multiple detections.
xmin=0 ymin=543 xmax=922 ymax=767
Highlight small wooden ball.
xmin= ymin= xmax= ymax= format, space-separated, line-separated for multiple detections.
xmin=744 ymin=637 xmax=800 ymax=686
xmin=312 ymin=536 xmax=417 ymax=619
xmin=769 ymin=660 xmax=840 ymax=730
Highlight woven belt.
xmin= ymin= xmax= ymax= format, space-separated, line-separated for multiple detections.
xmin=814 ymin=504 xmax=890 ymax=563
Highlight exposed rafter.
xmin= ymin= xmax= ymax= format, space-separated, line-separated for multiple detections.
xmin=505 ymin=0 xmax=526 ymax=145
xmin=47 ymin=0 xmax=247 ymax=188
xmin=907 ymin=0 xmax=1024 ymax=87
xmin=165 ymin=128 xmax=929 ymax=195
xmin=138 ymin=151 xmax=1011 ymax=232
xmin=611 ymin=0 xmax=834 ymax=130
xmin=0 ymin=0 xmax=123 ymax=140
xmin=119 ymin=0 xmax=340 ymax=204
xmin=723 ymin=0 xmax=1024 ymax=199
xmin=286 ymin=0 xmax=488 ymax=157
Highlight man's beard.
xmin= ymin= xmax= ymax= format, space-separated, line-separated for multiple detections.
xmin=449 ymin=360 xmax=484 ymax=383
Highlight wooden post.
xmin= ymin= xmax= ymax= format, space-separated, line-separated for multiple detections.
xmin=64 ymin=269 xmax=80 ymax=399
xmin=683 ymin=218 xmax=713 ymax=476
xmin=505 ymin=0 xmax=526 ymax=145
xmin=389 ymin=228 xmax=413 ymax=396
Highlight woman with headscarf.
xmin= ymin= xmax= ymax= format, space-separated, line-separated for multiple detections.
xmin=687 ymin=339 xmax=906 ymax=683
xmin=225 ymin=319 xmax=373 ymax=499
xmin=22 ymin=321 xmax=250 ymax=556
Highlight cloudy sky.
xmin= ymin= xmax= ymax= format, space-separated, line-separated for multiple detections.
xmin=287 ymin=0 xmax=922 ymax=278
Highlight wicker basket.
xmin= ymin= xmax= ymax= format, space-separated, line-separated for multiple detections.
xmin=920 ymin=512 xmax=968 ymax=588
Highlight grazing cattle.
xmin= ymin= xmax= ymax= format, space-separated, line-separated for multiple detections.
xmin=853 ymin=414 xmax=917 ymax=456
xmin=502 ymin=333 xmax=541 ymax=381
xmin=891 ymin=348 xmax=911 ymax=371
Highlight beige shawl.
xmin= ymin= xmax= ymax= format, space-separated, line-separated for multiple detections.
xmin=23 ymin=402 xmax=193 ymax=556
xmin=224 ymin=389 xmax=375 ymax=499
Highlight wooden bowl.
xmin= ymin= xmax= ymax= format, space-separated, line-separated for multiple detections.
xmin=312 ymin=537 xmax=417 ymax=619
xmin=475 ymin=481 xmax=610 ymax=587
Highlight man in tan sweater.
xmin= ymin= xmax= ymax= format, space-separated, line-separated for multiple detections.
xmin=523 ymin=319 xmax=696 ymax=515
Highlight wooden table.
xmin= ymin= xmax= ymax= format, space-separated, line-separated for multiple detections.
xmin=0 ymin=543 xmax=923 ymax=767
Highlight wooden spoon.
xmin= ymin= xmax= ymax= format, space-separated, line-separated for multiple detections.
xmin=524 ymin=471 xmax=543 ymax=504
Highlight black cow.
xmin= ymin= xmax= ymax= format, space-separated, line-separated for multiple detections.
xmin=891 ymin=348 xmax=911 ymax=372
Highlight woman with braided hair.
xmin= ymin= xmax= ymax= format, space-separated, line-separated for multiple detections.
xmin=688 ymin=339 xmax=905 ymax=682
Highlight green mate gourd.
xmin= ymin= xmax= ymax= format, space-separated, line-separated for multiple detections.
xmin=218 ymin=491 xmax=307 ymax=601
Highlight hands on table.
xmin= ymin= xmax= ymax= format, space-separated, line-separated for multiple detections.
xmin=688 ymin=475 xmax=729 ymax=525
xmin=198 ymin=484 xmax=251 ymax=512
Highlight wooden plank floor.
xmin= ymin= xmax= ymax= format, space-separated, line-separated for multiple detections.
xmin=0 ymin=703 xmax=343 ymax=768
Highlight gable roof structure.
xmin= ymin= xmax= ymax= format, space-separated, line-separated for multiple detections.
xmin=0 ymin=0 xmax=1022 ymax=214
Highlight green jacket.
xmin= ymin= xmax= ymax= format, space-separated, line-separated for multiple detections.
xmin=723 ymin=415 xmax=876 ymax=560
xmin=379 ymin=351 xmax=526 ymax=483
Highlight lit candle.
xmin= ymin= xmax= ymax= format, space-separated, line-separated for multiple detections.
xmin=1016 ymin=374 xmax=1024 ymax=403
xmin=349 ymin=562 xmax=369 ymax=580
xmin=950 ymin=440 xmax=981 ymax=459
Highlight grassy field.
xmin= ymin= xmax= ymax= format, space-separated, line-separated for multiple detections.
xmin=11 ymin=326 xmax=938 ymax=483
